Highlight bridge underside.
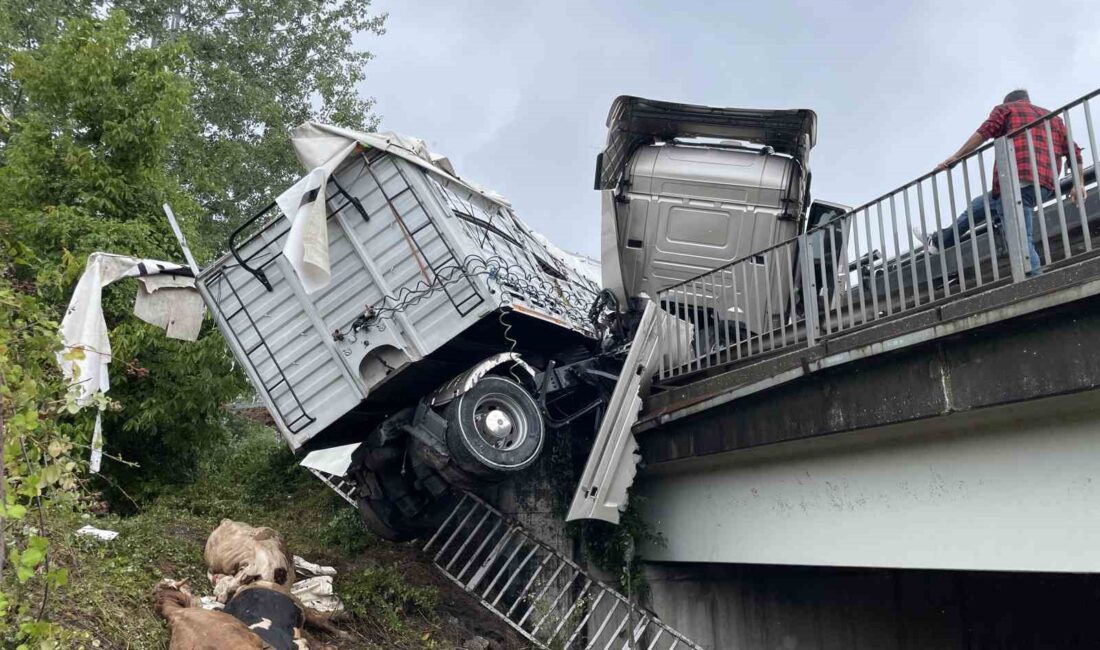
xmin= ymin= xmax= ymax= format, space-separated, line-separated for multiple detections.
xmin=637 ymin=389 xmax=1100 ymax=571
xmin=634 ymin=386 xmax=1100 ymax=649
xmin=628 ymin=242 xmax=1100 ymax=648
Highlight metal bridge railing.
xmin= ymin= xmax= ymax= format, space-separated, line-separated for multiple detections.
xmin=657 ymin=88 xmax=1100 ymax=380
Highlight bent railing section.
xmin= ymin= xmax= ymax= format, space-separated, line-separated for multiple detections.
xmin=657 ymin=87 xmax=1100 ymax=380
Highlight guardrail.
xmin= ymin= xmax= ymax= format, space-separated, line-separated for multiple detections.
xmin=657 ymin=88 xmax=1100 ymax=380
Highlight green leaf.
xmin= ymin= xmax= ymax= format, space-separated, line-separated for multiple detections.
xmin=47 ymin=567 xmax=69 ymax=588
xmin=40 ymin=463 xmax=62 ymax=486
xmin=21 ymin=547 xmax=45 ymax=569
xmin=16 ymin=564 xmax=34 ymax=583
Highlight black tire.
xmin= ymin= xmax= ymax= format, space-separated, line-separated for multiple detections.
xmin=355 ymin=493 xmax=413 ymax=542
xmin=353 ymin=467 xmax=457 ymax=542
xmin=444 ymin=375 xmax=545 ymax=478
xmin=351 ymin=411 xmax=446 ymax=542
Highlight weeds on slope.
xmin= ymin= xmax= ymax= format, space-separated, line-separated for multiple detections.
xmin=35 ymin=418 xmax=522 ymax=649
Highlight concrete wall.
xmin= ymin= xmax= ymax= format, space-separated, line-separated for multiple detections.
xmin=635 ymin=390 xmax=1100 ymax=572
xmin=645 ymin=561 xmax=1100 ymax=650
xmin=494 ymin=451 xmax=575 ymax=558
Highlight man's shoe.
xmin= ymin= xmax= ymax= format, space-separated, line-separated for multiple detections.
xmin=912 ymin=227 xmax=939 ymax=254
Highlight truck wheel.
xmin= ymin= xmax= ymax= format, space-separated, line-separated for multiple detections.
xmin=353 ymin=469 xmax=456 ymax=542
xmin=444 ymin=376 xmax=544 ymax=478
xmin=355 ymin=495 xmax=414 ymax=542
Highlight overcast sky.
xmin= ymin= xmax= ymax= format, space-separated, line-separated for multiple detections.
xmin=355 ymin=0 xmax=1100 ymax=258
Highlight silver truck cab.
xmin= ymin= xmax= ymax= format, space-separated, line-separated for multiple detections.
xmin=568 ymin=97 xmax=851 ymax=523
xmin=598 ymin=96 xmax=816 ymax=300
xmin=596 ymin=96 xmax=850 ymax=340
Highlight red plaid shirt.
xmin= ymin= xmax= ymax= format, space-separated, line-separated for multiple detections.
xmin=980 ymin=100 xmax=1083 ymax=196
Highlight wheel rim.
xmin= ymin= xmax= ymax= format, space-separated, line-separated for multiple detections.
xmin=472 ymin=393 xmax=528 ymax=452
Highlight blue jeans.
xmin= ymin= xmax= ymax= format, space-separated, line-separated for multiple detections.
xmin=934 ymin=186 xmax=1054 ymax=276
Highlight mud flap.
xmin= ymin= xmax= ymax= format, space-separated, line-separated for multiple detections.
xmin=566 ymin=300 xmax=691 ymax=523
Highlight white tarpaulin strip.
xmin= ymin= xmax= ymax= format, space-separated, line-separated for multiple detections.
xmin=59 ymin=252 xmax=203 ymax=472
xmin=89 ymin=415 xmax=103 ymax=473
xmin=275 ymin=131 xmax=356 ymax=294
xmin=134 ymin=274 xmax=204 ymax=340
xmin=280 ymin=121 xmax=558 ymax=295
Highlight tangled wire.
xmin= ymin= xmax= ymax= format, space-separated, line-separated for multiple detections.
xmin=350 ymin=253 xmax=600 ymax=336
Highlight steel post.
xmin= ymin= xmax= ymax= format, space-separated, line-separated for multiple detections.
xmin=798 ymin=233 xmax=819 ymax=346
xmin=993 ymin=137 xmax=1029 ymax=282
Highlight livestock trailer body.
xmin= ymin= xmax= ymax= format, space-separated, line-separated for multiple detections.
xmin=197 ymin=132 xmax=600 ymax=454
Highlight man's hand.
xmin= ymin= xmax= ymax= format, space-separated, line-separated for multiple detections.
xmin=938 ymin=132 xmax=987 ymax=173
xmin=1069 ymin=182 xmax=1088 ymax=205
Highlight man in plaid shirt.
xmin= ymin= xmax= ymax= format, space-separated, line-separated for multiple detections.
xmin=921 ymin=89 xmax=1086 ymax=276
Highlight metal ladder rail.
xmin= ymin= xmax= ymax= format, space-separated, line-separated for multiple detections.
xmin=389 ymin=159 xmax=485 ymax=316
xmin=213 ymin=268 xmax=315 ymax=433
xmin=303 ymin=468 xmax=704 ymax=650
xmin=423 ymin=492 xmax=704 ymax=650
xmin=361 ymin=153 xmax=485 ymax=318
xmin=308 ymin=468 xmax=358 ymax=506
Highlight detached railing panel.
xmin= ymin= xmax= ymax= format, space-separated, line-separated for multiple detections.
xmin=425 ymin=492 xmax=704 ymax=650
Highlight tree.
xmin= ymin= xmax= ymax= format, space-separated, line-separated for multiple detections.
xmin=0 ymin=0 xmax=387 ymax=496
xmin=1 ymin=6 xmax=385 ymax=636
xmin=0 ymin=1 xmax=95 ymax=116
xmin=0 ymin=230 xmax=73 ymax=646
xmin=0 ymin=11 xmax=247 ymax=507
xmin=114 ymin=0 xmax=387 ymax=253
xmin=2 ymin=1 xmax=387 ymax=253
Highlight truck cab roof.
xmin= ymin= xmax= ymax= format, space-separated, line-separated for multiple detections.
xmin=594 ymin=95 xmax=817 ymax=191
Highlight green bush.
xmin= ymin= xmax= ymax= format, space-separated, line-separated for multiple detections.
xmin=319 ymin=507 xmax=374 ymax=556
xmin=196 ymin=421 xmax=308 ymax=504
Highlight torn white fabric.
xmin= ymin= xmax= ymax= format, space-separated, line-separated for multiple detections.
xmin=75 ymin=525 xmax=119 ymax=541
xmin=289 ymin=122 xmax=512 ymax=208
xmin=298 ymin=443 xmax=361 ymax=477
xmin=291 ymin=555 xmax=342 ymax=612
xmin=89 ymin=415 xmax=103 ymax=473
xmin=277 ymin=168 xmax=338 ymax=294
xmin=59 ymin=252 xmax=198 ymax=407
xmin=292 ymin=575 xmax=343 ymax=613
xmin=288 ymin=122 xmax=361 ymax=171
xmin=279 ymin=122 xmax=520 ymax=294
xmin=134 ymin=274 xmax=204 ymax=341
xmin=59 ymin=252 xmax=203 ymax=473
xmin=293 ymin=555 xmax=337 ymax=578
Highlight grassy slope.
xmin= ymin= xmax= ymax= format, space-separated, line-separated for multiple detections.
xmin=42 ymin=419 xmax=527 ymax=649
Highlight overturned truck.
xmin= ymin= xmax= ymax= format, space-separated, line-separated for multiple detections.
xmin=179 ymin=97 xmax=843 ymax=539
xmin=192 ymin=124 xmax=612 ymax=538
